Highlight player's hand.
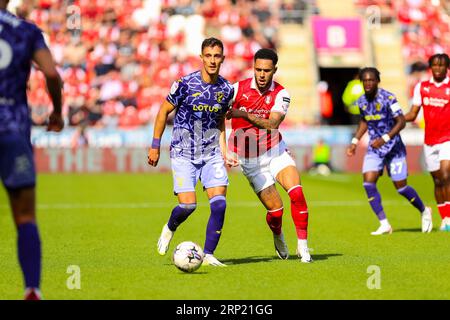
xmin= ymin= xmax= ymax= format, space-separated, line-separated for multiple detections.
xmin=370 ymin=138 xmax=385 ymax=149
xmin=346 ymin=144 xmax=357 ymax=157
xmin=226 ymin=108 xmax=247 ymax=120
xmin=148 ymin=148 xmax=160 ymax=167
xmin=46 ymin=112 xmax=64 ymax=132
xmin=224 ymin=151 xmax=239 ymax=168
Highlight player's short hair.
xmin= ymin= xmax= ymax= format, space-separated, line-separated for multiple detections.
xmin=254 ymin=48 xmax=278 ymax=66
xmin=201 ymin=37 xmax=224 ymax=53
xmin=428 ymin=53 xmax=450 ymax=68
xmin=359 ymin=67 xmax=381 ymax=81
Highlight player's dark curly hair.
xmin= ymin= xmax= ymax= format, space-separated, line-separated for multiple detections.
xmin=428 ymin=53 xmax=450 ymax=68
xmin=359 ymin=67 xmax=381 ymax=81
xmin=201 ymin=37 xmax=224 ymax=52
xmin=254 ymin=48 xmax=278 ymax=65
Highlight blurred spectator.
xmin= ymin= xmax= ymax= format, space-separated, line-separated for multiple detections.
xmin=317 ymin=81 xmax=333 ymax=125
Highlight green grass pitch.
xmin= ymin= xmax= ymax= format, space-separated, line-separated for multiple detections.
xmin=0 ymin=172 xmax=449 ymax=300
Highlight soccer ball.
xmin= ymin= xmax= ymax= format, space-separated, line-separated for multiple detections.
xmin=172 ymin=241 xmax=204 ymax=273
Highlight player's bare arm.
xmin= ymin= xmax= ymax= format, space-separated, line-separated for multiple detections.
xmin=148 ymin=100 xmax=176 ymax=167
xmin=32 ymin=48 xmax=63 ymax=132
xmin=371 ymin=114 xmax=405 ymax=149
xmin=347 ymin=118 xmax=368 ymax=156
xmin=226 ymin=109 xmax=285 ymax=131
xmin=218 ymin=116 xmax=238 ymax=167
xmin=404 ymin=105 xmax=421 ymax=122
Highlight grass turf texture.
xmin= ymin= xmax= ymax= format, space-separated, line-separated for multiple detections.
xmin=0 ymin=172 xmax=449 ymax=300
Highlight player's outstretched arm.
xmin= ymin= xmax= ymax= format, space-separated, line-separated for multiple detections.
xmin=218 ymin=117 xmax=238 ymax=167
xmin=33 ymin=48 xmax=64 ymax=132
xmin=404 ymin=105 xmax=420 ymax=122
xmin=347 ymin=118 xmax=367 ymax=156
xmin=148 ymin=100 xmax=176 ymax=167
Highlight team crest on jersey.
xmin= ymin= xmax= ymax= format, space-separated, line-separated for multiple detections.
xmin=265 ymin=96 xmax=272 ymax=104
xmin=239 ymin=107 xmax=247 ymax=112
xmin=375 ymin=103 xmax=381 ymax=111
xmin=215 ymin=91 xmax=224 ymax=103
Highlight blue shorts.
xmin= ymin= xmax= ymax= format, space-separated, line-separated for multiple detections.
xmin=171 ymin=155 xmax=228 ymax=194
xmin=0 ymin=133 xmax=36 ymax=190
xmin=362 ymin=152 xmax=407 ymax=181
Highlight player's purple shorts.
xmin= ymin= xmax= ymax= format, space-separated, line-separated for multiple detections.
xmin=171 ymin=155 xmax=228 ymax=194
xmin=362 ymin=151 xmax=407 ymax=181
xmin=0 ymin=133 xmax=36 ymax=190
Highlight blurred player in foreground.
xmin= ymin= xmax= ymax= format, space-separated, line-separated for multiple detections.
xmin=405 ymin=53 xmax=450 ymax=231
xmin=347 ymin=67 xmax=432 ymax=235
xmin=0 ymin=0 xmax=63 ymax=299
xmin=148 ymin=38 xmax=234 ymax=266
xmin=226 ymin=49 xmax=312 ymax=263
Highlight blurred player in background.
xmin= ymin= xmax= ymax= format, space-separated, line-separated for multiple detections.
xmin=0 ymin=0 xmax=63 ymax=299
xmin=405 ymin=53 xmax=450 ymax=231
xmin=226 ymin=48 xmax=312 ymax=263
xmin=148 ymin=37 xmax=234 ymax=266
xmin=347 ymin=67 xmax=432 ymax=235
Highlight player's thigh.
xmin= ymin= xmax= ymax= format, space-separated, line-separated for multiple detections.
xmin=257 ymin=184 xmax=283 ymax=211
xmin=206 ymin=186 xmax=227 ymax=200
xmin=201 ymin=156 xmax=229 ymax=190
xmin=424 ymin=144 xmax=440 ymax=172
xmin=386 ymin=155 xmax=408 ymax=183
xmin=177 ymin=191 xmax=197 ymax=204
xmin=171 ymin=157 xmax=199 ymax=194
xmin=240 ymin=156 xmax=275 ymax=194
xmin=362 ymin=152 xmax=383 ymax=183
xmin=271 ymin=152 xmax=299 ymax=191
xmin=0 ymin=133 xmax=36 ymax=191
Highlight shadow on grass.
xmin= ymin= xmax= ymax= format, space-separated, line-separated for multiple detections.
xmin=221 ymin=253 xmax=343 ymax=265
xmin=395 ymin=228 xmax=422 ymax=233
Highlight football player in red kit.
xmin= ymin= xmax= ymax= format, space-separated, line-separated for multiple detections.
xmin=405 ymin=53 xmax=450 ymax=231
xmin=226 ymin=48 xmax=312 ymax=262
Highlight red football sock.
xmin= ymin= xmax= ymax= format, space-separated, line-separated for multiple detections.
xmin=437 ymin=203 xmax=446 ymax=220
xmin=288 ymin=185 xmax=309 ymax=240
xmin=445 ymin=202 xmax=450 ymax=218
xmin=266 ymin=207 xmax=283 ymax=235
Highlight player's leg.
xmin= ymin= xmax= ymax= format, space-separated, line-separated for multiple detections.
xmin=424 ymin=143 xmax=448 ymax=230
xmin=389 ymin=156 xmax=432 ymax=233
xmin=201 ymin=156 xmax=229 ymax=266
xmin=240 ymin=153 xmax=289 ymax=259
xmin=256 ymin=184 xmax=289 ymax=260
xmin=362 ymin=153 xmax=391 ymax=235
xmin=437 ymin=142 xmax=450 ymax=230
xmin=272 ymin=151 xmax=312 ymax=263
xmin=157 ymin=158 xmax=198 ymax=255
xmin=0 ymin=134 xmax=41 ymax=299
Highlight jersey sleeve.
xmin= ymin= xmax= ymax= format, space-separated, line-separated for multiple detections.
xmin=412 ymin=82 xmax=422 ymax=107
xmin=387 ymin=94 xmax=403 ymax=117
xmin=31 ymin=24 xmax=48 ymax=53
xmin=272 ymin=89 xmax=290 ymax=115
xmin=166 ymin=78 xmax=187 ymax=108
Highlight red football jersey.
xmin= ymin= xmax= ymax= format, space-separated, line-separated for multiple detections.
xmin=413 ymin=77 xmax=450 ymax=145
xmin=229 ymin=78 xmax=290 ymax=158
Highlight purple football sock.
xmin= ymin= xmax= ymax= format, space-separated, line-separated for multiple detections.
xmin=18 ymin=223 xmax=41 ymax=289
xmin=204 ymin=195 xmax=226 ymax=255
xmin=397 ymin=185 xmax=426 ymax=213
xmin=363 ymin=182 xmax=386 ymax=221
xmin=167 ymin=204 xmax=196 ymax=231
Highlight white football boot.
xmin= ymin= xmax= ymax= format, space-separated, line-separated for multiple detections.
xmin=203 ymin=254 xmax=226 ymax=267
xmin=421 ymin=207 xmax=433 ymax=233
xmin=296 ymin=240 xmax=313 ymax=263
xmin=157 ymin=224 xmax=174 ymax=255
xmin=273 ymin=232 xmax=289 ymax=260
xmin=371 ymin=223 xmax=393 ymax=235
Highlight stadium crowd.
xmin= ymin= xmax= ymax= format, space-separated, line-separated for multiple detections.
xmin=24 ymin=0 xmax=289 ymax=128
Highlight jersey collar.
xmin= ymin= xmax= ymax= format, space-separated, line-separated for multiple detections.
xmin=430 ymin=76 xmax=450 ymax=87
xmin=251 ymin=77 xmax=275 ymax=94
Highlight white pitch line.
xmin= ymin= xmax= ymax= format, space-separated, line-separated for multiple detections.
xmin=0 ymin=200 xmax=414 ymax=210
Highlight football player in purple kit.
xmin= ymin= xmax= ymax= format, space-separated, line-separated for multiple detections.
xmin=148 ymin=38 xmax=234 ymax=266
xmin=347 ymin=68 xmax=432 ymax=235
xmin=0 ymin=0 xmax=63 ymax=299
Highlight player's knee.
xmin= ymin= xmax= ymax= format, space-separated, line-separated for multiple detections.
xmin=179 ymin=203 xmax=197 ymax=214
